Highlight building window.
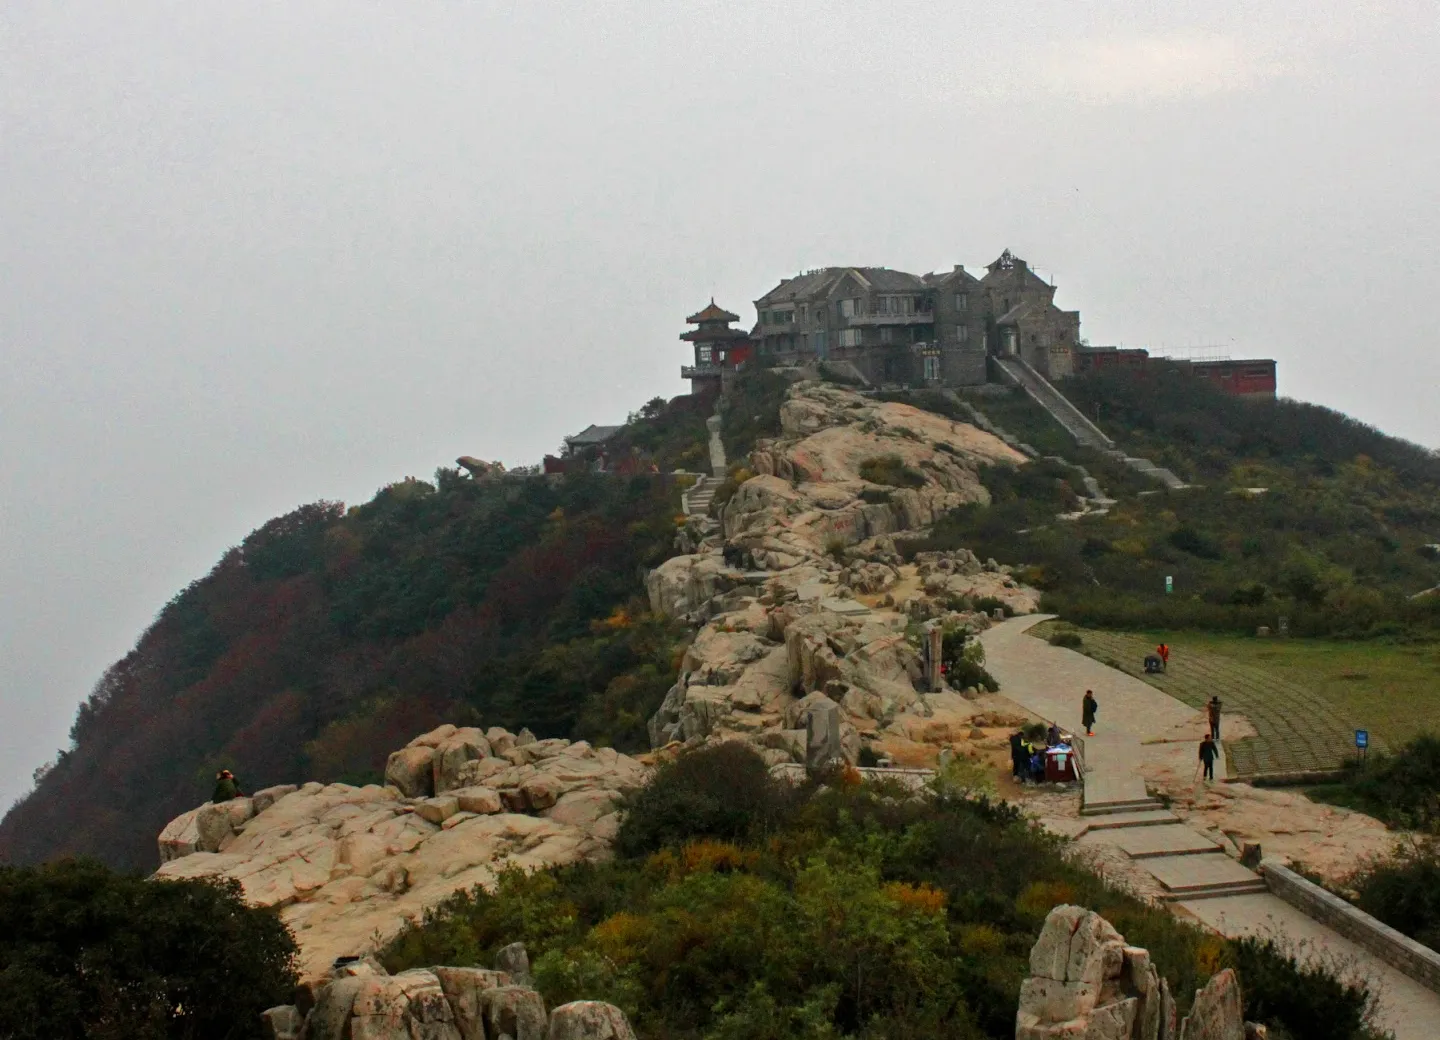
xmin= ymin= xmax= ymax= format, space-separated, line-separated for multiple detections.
xmin=798 ymin=304 xmax=808 ymax=323
xmin=697 ymin=345 xmax=712 ymax=363
xmin=954 ymin=293 xmax=968 ymax=312
xmin=839 ymin=298 xmax=860 ymax=318
xmin=815 ymin=330 xmax=827 ymax=358
xmin=879 ymin=327 xmax=894 ymax=345
xmin=801 ymin=333 xmax=809 ymax=352
xmin=839 ymin=329 xmax=862 ymax=348
xmin=952 ymin=325 xmax=969 ymax=343
xmin=924 ymin=356 xmax=940 ymax=381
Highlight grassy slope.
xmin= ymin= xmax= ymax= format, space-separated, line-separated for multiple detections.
xmin=1033 ymin=621 xmax=1440 ymax=774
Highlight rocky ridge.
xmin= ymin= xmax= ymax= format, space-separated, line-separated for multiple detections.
xmin=260 ymin=944 xmax=636 ymax=1040
xmin=646 ymin=381 xmax=1042 ymax=765
xmin=155 ymin=724 xmax=645 ymax=981
xmin=1019 ymin=904 xmax=1260 ymax=1040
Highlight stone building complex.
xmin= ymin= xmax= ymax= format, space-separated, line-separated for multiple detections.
xmin=678 ymin=249 xmax=1276 ymax=398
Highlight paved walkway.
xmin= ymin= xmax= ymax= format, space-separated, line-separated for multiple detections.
xmin=980 ymin=614 xmax=1440 ymax=1039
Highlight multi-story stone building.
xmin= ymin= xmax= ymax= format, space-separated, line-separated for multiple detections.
xmin=678 ymin=249 xmax=1275 ymax=399
xmin=750 ymin=249 xmax=1080 ymax=386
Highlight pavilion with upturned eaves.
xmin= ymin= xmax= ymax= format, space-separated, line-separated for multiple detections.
xmin=679 ymin=300 xmax=753 ymax=396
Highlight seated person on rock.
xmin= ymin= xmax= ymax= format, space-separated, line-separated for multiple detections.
xmin=212 ymin=769 xmax=244 ymax=803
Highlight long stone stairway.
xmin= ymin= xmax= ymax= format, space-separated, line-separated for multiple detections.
xmin=993 ymin=356 xmax=1188 ymax=490
xmin=681 ymin=475 xmax=724 ymax=516
xmin=994 ymin=356 xmax=1113 ymax=450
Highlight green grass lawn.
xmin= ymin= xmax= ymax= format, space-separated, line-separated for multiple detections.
xmin=1030 ymin=623 xmax=1440 ymax=776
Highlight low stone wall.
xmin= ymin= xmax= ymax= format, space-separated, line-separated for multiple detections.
xmin=1260 ymin=859 xmax=1440 ymax=995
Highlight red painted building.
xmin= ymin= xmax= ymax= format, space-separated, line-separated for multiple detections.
xmin=1072 ymin=346 xmax=1277 ymax=399
xmin=679 ymin=300 xmax=754 ymax=395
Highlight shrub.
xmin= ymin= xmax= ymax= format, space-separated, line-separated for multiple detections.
xmin=859 ymin=455 xmax=927 ymax=489
xmin=1048 ymin=630 xmax=1084 ymax=649
xmin=1346 ymin=837 xmax=1440 ymax=950
xmin=1316 ymin=735 xmax=1440 ymax=831
xmin=0 ymin=858 xmax=298 ymax=1040
xmin=973 ymin=596 xmax=1012 ymax=618
xmin=614 ymin=743 xmax=797 ymax=857
xmin=1231 ymin=936 xmax=1377 ymax=1040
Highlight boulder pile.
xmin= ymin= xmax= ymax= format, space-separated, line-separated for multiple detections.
xmin=645 ymin=381 xmax=1042 ymax=767
xmin=154 ymin=725 xmax=646 ymax=981
xmin=261 ymin=943 xmax=636 ymax=1040
xmin=1018 ymin=904 xmax=1258 ymax=1040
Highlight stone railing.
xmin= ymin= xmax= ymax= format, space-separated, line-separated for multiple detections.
xmin=1260 ymin=859 xmax=1440 ymax=995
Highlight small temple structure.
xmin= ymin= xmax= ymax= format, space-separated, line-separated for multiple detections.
xmin=679 ymin=300 xmax=752 ymax=395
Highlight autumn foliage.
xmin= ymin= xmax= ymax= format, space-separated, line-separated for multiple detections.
xmin=0 ymin=469 xmax=686 ymax=870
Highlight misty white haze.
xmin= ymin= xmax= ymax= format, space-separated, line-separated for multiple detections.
xmin=1 ymin=1 xmax=1437 ymax=810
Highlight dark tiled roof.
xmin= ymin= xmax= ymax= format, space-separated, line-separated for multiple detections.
xmin=686 ymin=300 xmax=740 ymax=324
xmin=756 ymin=267 xmax=926 ymax=305
xmin=564 ymin=424 xmax=625 ymax=446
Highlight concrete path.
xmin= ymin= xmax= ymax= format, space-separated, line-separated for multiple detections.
xmin=979 ymin=614 xmax=1218 ymax=800
xmin=1184 ymin=895 xmax=1440 ymax=1040
xmin=981 ymin=614 xmax=1440 ymax=1039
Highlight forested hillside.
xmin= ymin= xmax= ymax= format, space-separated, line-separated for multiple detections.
xmin=0 ymin=383 xmax=778 ymax=870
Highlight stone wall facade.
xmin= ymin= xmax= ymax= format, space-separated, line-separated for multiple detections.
xmin=751 ymin=252 xmax=1079 ymax=385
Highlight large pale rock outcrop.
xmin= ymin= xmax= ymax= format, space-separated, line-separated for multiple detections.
xmin=547 ymin=1001 xmax=638 ymax=1040
xmin=154 ymin=728 xmax=646 ymax=981
xmin=646 ymin=380 xmax=1040 ymax=767
xmin=1017 ymin=905 xmax=1257 ymax=1040
xmin=272 ymin=953 xmax=635 ymax=1040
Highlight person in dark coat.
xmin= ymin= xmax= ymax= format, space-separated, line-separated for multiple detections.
xmin=212 ymin=769 xmax=244 ymax=802
xmin=1199 ymin=736 xmax=1218 ymax=782
xmin=1009 ymin=731 xmax=1026 ymax=779
xmin=1081 ymin=690 xmax=1098 ymax=736
xmin=1046 ymin=721 xmax=1061 ymax=747
xmin=1207 ymin=696 xmax=1222 ymax=741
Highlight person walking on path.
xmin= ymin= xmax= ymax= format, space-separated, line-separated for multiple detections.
xmin=212 ymin=769 xmax=244 ymax=803
xmin=1081 ymin=690 xmax=1098 ymax=736
xmin=1207 ymin=695 xmax=1222 ymax=740
xmin=1157 ymin=642 xmax=1170 ymax=671
xmin=1199 ymin=735 xmax=1219 ymax=782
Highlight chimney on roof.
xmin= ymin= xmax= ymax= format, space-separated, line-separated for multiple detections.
xmin=953 ymin=264 xmax=965 ymax=273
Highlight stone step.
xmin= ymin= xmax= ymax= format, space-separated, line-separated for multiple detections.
xmin=1113 ymin=825 xmax=1221 ymax=860
xmin=1080 ymin=798 xmax=1166 ymax=816
xmin=1162 ymin=879 xmax=1271 ymax=902
xmin=1083 ymin=809 xmax=1180 ymax=830
xmin=1145 ymin=853 xmax=1267 ymax=901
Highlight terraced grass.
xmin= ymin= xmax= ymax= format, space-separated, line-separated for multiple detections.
xmin=1029 ymin=624 xmax=1440 ymax=776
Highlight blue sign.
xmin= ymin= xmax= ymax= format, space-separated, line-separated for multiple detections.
xmin=1355 ymin=729 xmax=1369 ymax=750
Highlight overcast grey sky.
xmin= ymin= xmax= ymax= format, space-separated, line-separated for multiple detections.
xmin=2 ymin=1 xmax=1437 ymax=808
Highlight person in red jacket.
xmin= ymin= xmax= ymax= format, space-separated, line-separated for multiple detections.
xmin=1157 ymin=643 xmax=1170 ymax=672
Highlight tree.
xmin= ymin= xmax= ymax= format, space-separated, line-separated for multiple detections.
xmin=0 ymin=859 xmax=298 ymax=1040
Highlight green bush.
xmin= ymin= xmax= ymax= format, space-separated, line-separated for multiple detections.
xmin=1313 ymin=735 xmax=1440 ymax=831
xmin=1346 ymin=837 xmax=1440 ymax=950
xmin=1231 ymin=936 xmax=1377 ymax=1040
xmin=614 ymin=742 xmax=798 ymax=857
xmin=859 ymin=455 xmax=927 ymax=489
xmin=1048 ymin=630 xmax=1084 ymax=649
xmin=0 ymin=858 xmax=298 ymax=1040
xmin=382 ymin=767 xmax=1381 ymax=1039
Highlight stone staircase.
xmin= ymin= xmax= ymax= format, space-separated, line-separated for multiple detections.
xmin=993 ymin=357 xmax=1189 ymax=491
xmin=994 ymin=356 xmax=1114 ymax=450
xmin=681 ymin=475 xmax=724 ymax=517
